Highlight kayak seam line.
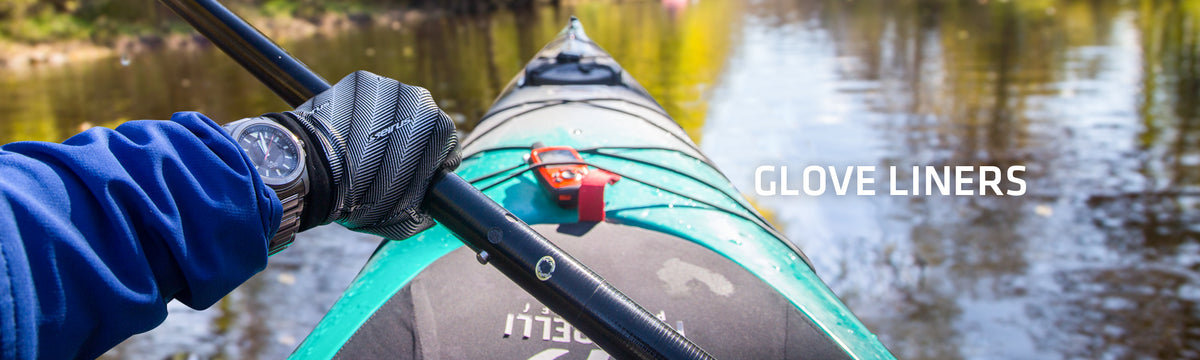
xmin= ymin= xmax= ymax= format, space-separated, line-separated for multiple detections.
xmin=472 ymin=160 xmax=775 ymax=234
xmin=461 ymin=145 xmax=713 ymax=167
xmin=464 ymin=151 xmax=752 ymax=218
xmin=464 ymin=100 xmax=697 ymax=154
xmin=586 ymin=150 xmax=763 ymax=221
xmin=477 ymin=96 xmax=671 ymax=125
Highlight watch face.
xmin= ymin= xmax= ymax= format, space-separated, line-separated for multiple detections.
xmin=237 ymin=123 xmax=303 ymax=185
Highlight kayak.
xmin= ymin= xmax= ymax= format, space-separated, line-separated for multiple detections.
xmin=290 ymin=17 xmax=895 ymax=360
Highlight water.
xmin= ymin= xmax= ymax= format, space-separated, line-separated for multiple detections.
xmin=1 ymin=0 xmax=1197 ymax=359
xmin=704 ymin=1 xmax=1200 ymax=358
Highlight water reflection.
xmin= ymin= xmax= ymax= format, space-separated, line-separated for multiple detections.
xmin=705 ymin=0 xmax=1200 ymax=358
xmin=1 ymin=0 xmax=1197 ymax=359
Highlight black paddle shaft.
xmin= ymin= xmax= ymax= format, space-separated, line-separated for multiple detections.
xmin=156 ymin=0 xmax=329 ymax=107
xmin=157 ymin=0 xmax=713 ymax=358
xmin=425 ymin=172 xmax=712 ymax=360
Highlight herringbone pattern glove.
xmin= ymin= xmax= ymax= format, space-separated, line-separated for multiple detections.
xmin=289 ymin=71 xmax=458 ymax=240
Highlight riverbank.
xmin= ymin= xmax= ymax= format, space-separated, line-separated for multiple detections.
xmin=0 ymin=7 xmax=434 ymax=71
xmin=0 ymin=40 xmax=113 ymax=70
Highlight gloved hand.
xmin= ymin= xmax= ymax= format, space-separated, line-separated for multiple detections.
xmin=278 ymin=71 xmax=459 ymax=240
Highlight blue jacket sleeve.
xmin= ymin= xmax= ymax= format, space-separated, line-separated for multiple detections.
xmin=0 ymin=111 xmax=282 ymax=359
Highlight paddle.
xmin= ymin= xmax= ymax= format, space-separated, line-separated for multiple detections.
xmin=156 ymin=0 xmax=712 ymax=358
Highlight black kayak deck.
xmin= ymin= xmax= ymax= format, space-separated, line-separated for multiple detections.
xmin=336 ymin=222 xmax=849 ymax=360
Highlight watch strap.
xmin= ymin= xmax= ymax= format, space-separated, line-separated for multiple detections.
xmin=269 ymin=177 xmax=306 ymax=254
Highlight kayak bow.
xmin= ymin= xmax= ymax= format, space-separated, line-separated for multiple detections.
xmin=293 ymin=17 xmax=896 ymax=360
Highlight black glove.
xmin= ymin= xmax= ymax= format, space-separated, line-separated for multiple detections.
xmin=284 ymin=71 xmax=459 ymax=240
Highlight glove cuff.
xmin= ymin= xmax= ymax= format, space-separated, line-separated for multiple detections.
xmin=261 ymin=112 xmax=335 ymax=231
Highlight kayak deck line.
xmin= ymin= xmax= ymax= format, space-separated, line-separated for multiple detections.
xmin=478 ymin=97 xmax=672 ymax=124
xmin=466 ymin=97 xmax=704 ymax=159
xmin=462 ymin=150 xmax=787 ymax=245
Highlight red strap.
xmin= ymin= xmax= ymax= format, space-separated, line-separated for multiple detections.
xmin=578 ymin=169 xmax=620 ymax=222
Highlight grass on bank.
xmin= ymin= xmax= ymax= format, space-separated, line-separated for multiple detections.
xmin=0 ymin=0 xmax=414 ymax=46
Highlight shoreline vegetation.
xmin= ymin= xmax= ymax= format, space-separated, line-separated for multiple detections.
xmin=0 ymin=0 xmax=547 ymax=70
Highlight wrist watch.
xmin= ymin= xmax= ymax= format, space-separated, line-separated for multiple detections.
xmin=223 ymin=117 xmax=309 ymax=255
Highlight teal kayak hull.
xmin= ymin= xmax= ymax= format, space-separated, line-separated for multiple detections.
xmin=292 ymin=18 xmax=894 ymax=360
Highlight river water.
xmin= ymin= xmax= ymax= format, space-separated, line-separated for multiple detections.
xmin=1 ymin=0 xmax=1197 ymax=359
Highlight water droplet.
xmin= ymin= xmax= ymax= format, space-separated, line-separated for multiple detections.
xmin=119 ymin=52 xmax=131 ymax=67
xmin=572 ymin=128 xmax=582 ymax=135
xmin=729 ymin=239 xmax=743 ymax=246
